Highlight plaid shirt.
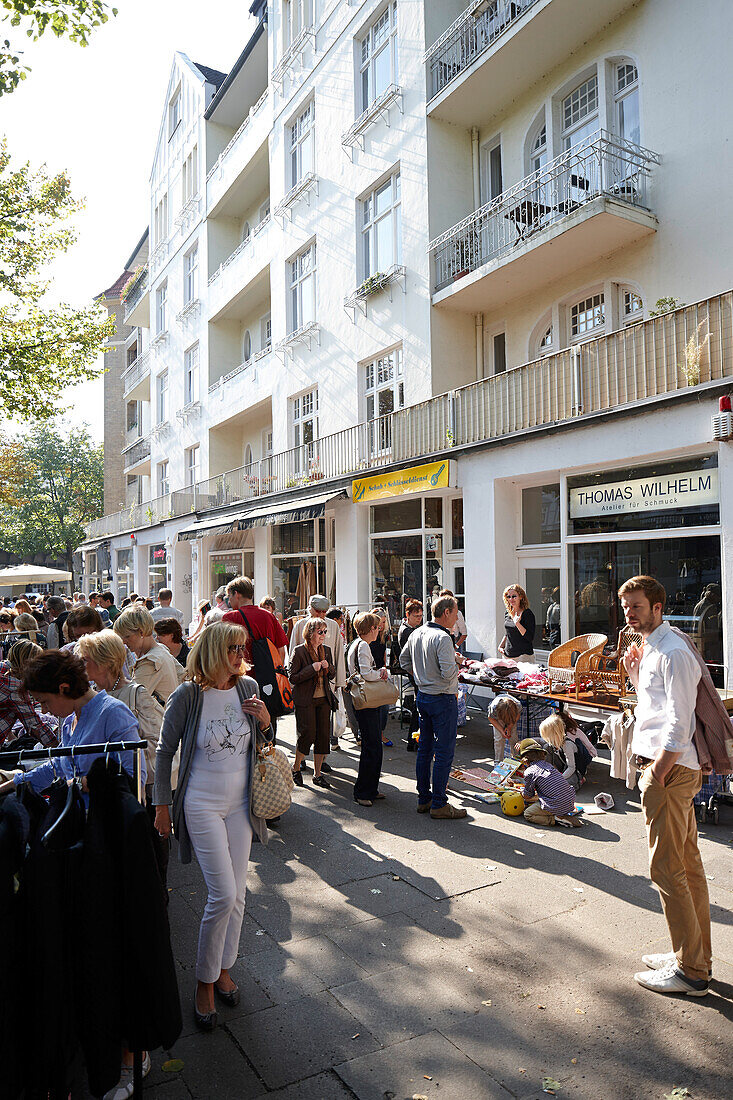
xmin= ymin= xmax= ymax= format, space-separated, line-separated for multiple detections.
xmin=0 ymin=663 xmax=58 ymax=748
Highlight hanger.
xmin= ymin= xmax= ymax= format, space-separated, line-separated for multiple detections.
xmin=42 ymin=745 xmax=82 ymax=849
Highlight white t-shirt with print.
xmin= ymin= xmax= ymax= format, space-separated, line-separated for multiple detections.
xmin=192 ymin=687 xmax=252 ymax=773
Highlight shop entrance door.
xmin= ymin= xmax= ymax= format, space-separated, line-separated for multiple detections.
xmin=519 ymin=553 xmax=561 ymax=655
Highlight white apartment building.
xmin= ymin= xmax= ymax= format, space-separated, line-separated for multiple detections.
xmin=82 ymin=0 xmax=733 ymax=681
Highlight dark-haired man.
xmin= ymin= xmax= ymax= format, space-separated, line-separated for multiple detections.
xmin=620 ymin=574 xmax=711 ymax=997
xmin=99 ymin=590 xmax=121 ymax=623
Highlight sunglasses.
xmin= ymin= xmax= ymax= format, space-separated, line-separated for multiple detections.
xmin=0 ymin=617 xmax=11 ymax=624
xmin=316 ymin=628 xmax=328 ymax=635
xmin=228 ymin=644 xmax=247 ymax=655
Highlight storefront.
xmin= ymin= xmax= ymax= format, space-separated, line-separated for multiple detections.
xmin=210 ymin=546 xmax=254 ymax=599
xmin=354 ymin=461 xmax=464 ymax=620
xmin=115 ymin=547 xmax=134 ymax=600
xmin=270 ymin=516 xmax=332 ymax=617
xmin=148 ymin=543 xmax=168 ymax=598
xmin=566 ymin=454 xmax=722 ymax=672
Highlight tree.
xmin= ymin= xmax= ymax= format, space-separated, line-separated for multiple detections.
xmin=0 ymin=422 xmax=104 ymax=570
xmin=1 ymin=0 xmax=117 ymax=95
xmin=0 ymin=137 xmax=115 ymax=419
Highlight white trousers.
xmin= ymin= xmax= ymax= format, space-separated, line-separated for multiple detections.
xmin=184 ymin=765 xmax=252 ymax=983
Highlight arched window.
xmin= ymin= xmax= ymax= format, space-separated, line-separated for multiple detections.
xmin=622 ymin=286 xmax=643 ymax=324
xmin=244 ymin=443 xmax=253 ymax=467
xmin=530 ymin=311 xmax=554 ymax=359
xmin=530 ymin=122 xmax=547 ymax=174
xmin=241 ymin=220 xmax=251 ymax=243
xmin=539 ymin=324 xmax=553 ymax=352
xmin=243 ymin=329 xmax=252 ymax=362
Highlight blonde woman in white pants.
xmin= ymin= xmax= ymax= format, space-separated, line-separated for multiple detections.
xmin=154 ymin=622 xmax=271 ymax=1032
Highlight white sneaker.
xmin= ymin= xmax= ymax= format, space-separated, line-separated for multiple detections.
xmin=634 ymin=962 xmax=709 ymax=997
xmin=642 ymin=951 xmax=712 ymax=980
xmin=103 ymin=1052 xmax=151 ymax=1100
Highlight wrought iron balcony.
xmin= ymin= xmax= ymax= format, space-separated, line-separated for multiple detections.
xmin=430 ymin=131 xmax=660 ymax=292
xmin=122 ymin=266 xmax=148 ymax=322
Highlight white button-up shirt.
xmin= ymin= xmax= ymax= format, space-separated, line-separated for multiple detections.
xmin=631 ymin=621 xmax=700 ymax=770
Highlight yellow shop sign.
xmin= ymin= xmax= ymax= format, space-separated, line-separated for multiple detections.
xmin=352 ymin=461 xmax=451 ymax=503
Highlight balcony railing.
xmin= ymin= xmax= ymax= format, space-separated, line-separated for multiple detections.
xmin=430 ymin=131 xmax=660 ymax=291
xmin=206 ymin=90 xmax=269 ymax=185
xmin=122 ymin=434 xmax=151 ymax=468
xmin=122 ymin=350 xmax=150 ymax=397
xmin=426 ymin=0 xmax=540 ymax=100
xmin=208 ymin=214 xmax=270 ymax=288
xmin=122 ymin=266 xmax=148 ymax=321
xmin=85 ymin=292 xmax=733 ymax=540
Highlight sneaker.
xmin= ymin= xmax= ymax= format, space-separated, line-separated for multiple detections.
xmin=416 ymin=801 xmax=432 ymax=814
xmin=633 ymin=962 xmax=709 ymax=997
xmin=355 ymin=798 xmax=373 ymax=807
xmin=320 ymin=761 xmax=332 ymax=773
xmin=330 ymin=738 xmax=339 ymax=748
xmin=313 ymin=774 xmax=331 ymax=788
xmin=430 ymin=804 xmax=468 ymax=820
xmin=642 ymin=951 xmax=713 ymax=980
xmin=103 ymin=1053 xmax=151 ymax=1100
xmin=292 ymin=769 xmax=304 ymax=787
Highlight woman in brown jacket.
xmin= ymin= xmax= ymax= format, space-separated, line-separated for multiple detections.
xmin=289 ymin=617 xmax=336 ymax=789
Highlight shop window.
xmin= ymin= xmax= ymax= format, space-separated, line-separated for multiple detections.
xmin=360 ymin=1 xmax=398 ymax=113
xmin=149 ymin=544 xmax=167 ymax=598
xmin=272 ymin=520 xmax=315 ymax=555
xmin=525 ymin=568 xmax=561 ymax=649
xmin=370 ymin=498 xmax=421 ymax=534
xmin=572 ymin=536 xmax=723 ymax=673
xmin=450 ymin=498 xmax=464 ymax=551
xmin=270 ymin=517 xmax=325 ymax=618
xmin=362 ymin=170 xmax=401 ymax=280
xmin=425 ymin=498 xmax=442 ymax=529
xmin=522 ymin=484 xmax=561 ymax=544
xmin=210 ymin=551 xmax=253 ymax=599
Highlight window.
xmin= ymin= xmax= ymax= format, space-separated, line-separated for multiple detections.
xmin=570 ymin=293 xmax=605 ymax=339
xmin=364 ymin=347 xmax=404 ymax=452
xmin=291 ymin=389 xmax=318 ymax=473
xmin=156 ymin=370 xmax=169 ymax=425
xmin=259 ymin=198 xmax=270 ymax=223
xmin=156 ymin=280 xmax=167 ymax=333
xmin=185 ymin=444 xmax=200 ymax=486
xmin=362 ymin=170 xmax=401 ymax=278
xmin=154 ymin=194 xmax=168 ymax=245
xmin=126 ymin=340 xmax=138 ymax=367
xmin=184 ymin=343 xmax=199 ymax=404
xmin=261 ymin=314 xmax=272 ymax=351
xmin=615 ymin=62 xmax=640 ymax=145
xmin=562 ymin=74 xmax=598 ymax=151
xmin=289 ymin=242 xmax=316 ymax=332
xmin=262 ymin=428 xmax=273 ymax=458
xmin=538 ymin=324 xmax=554 ymax=353
xmin=283 ymin=0 xmax=312 ymax=50
xmin=169 ymin=87 xmax=181 ymax=138
xmin=623 ymin=288 xmax=643 ymax=324
xmin=158 ymin=460 xmax=170 ymax=498
xmin=126 ymin=400 xmax=139 ymax=434
xmin=483 ymin=139 xmax=503 ymax=200
xmin=450 ymin=498 xmax=464 ymax=551
xmin=244 ymin=443 xmax=253 ymax=466
xmin=182 ymin=146 xmax=198 ymax=203
xmin=241 ymin=220 xmax=251 ymax=243
xmin=530 ymin=121 xmax=547 ymax=174
xmin=493 ymin=332 xmax=507 ymax=374
xmin=183 ymin=245 xmax=198 ymax=305
xmin=243 ymin=329 xmax=252 ymax=363
xmin=360 ymin=2 xmax=398 ymax=111
xmin=289 ymin=100 xmax=314 ymax=188
xmin=522 ymin=484 xmax=561 ymax=544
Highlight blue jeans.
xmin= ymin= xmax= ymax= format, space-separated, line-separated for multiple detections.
xmin=415 ymin=692 xmax=458 ymax=809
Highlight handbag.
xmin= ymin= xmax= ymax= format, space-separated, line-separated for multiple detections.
xmin=347 ymin=674 xmax=399 ymax=711
xmin=250 ymin=741 xmax=294 ymax=819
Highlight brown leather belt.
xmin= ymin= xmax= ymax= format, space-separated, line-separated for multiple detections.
xmin=634 ymin=754 xmax=654 ymax=768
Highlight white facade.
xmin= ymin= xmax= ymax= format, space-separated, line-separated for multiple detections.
xmin=83 ymin=0 xmax=732 ymax=679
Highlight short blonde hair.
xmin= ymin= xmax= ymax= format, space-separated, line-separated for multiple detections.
xmin=353 ymin=611 xmax=379 ymax=638
xmin=539 ymin=714 xmax=567 ymax=749
xmin=13 ymin=613 xmax=38 ymax=640
xmin=77 ymin=629 xmax=127 ymax=680
xmin=503 ymin=583 xmax=529 ymax=612
xmin=113 ymin=605 xmax=155 ymax=639
xmin=186 ymin=621 xmax=249 ymax=688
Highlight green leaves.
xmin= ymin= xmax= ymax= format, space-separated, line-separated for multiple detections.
xmin=1 ymin=2 xmax=117 ymax=94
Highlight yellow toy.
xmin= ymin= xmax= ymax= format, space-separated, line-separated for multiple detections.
xmin=500 ymin=790 xmax=525 ymax=817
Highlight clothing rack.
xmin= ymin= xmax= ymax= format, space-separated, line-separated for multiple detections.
xmin=0 ymin=739 xmax=148 ymax=1097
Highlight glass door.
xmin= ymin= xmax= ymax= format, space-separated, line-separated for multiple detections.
xmin=520 ymin=555 xmax=561 ymax=654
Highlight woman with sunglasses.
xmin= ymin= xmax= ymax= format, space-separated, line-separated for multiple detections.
xmin=499 ymin=583 xmax=536 ymax=664
xmin=289 ymin=617 xmax=337 ymax=788
xmin=0 ymin=610 xmax=16 ymax=633
xmin=153 ymin=621 xmax=271 ymax=1032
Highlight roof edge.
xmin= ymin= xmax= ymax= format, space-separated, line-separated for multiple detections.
xmin=204 ymin=17 xmax=266 ymax=121
xmin=124 ymin=227 xmax=150 ymax=271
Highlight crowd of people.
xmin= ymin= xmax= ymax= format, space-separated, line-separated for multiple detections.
xmin=0 ymin=569 xmax=720 ymax=1094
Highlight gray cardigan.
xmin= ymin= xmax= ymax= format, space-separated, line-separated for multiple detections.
xmin=153 ymin=676 xmax=268 ymax=862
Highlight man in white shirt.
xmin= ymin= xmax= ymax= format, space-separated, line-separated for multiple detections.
xmin=620 ymin=574 xmax=711 ymax=997
xmin=151 ymin=587 xmax=185 ymax=627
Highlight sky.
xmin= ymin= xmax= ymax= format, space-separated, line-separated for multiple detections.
xmin=1 ymin=0 xmax=256 ymax=442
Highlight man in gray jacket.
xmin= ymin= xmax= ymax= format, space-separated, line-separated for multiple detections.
xmin=400 ymin=595 xmax=467 ymax=820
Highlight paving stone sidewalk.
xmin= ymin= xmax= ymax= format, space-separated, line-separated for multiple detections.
xmin=145 ymin=712 xmax=732 ymax=1100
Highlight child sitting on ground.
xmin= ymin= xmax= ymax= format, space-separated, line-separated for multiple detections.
xmin=487 ymin=695 xmax=522 ymax=762
xmin=517 ymin=737 xmax=583 ymax=827
xmin=539 ymin=713 xmax=596 ymax=790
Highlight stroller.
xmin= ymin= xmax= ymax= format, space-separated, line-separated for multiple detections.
xmin=694 ymin=772 xmax=733 ymax=825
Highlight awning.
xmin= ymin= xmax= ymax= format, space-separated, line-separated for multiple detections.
xmin=177 ymin=488 xmax=348 ymax=542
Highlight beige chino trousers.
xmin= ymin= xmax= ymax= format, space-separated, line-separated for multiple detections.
xmin=639 ymin=763 xmax=712 ymax=982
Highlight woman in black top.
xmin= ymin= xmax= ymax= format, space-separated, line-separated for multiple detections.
xmin=499 ymin=583 xmax=536 ymax=662
xmin=369 ymin=607 xmax=392 ymax=745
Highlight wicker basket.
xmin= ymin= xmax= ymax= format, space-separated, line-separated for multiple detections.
xmin=547 ymin=634 xmax=608 ymax=689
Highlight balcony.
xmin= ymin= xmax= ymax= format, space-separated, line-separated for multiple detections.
xmin=426 ymin=0 xmax=638 ymax=125
xmin=431 ymin=131 xmax=660 ymax=311
xmin=208 ymin=349 xmax=273 ymax=426
xmin=85 ymin=293 xmax=733 ymax=542
xmin=122 ymin=266 xmax=149 ymax=326
xmin=208 ymin=215 xmax=271 ymax=321
xmin=206 ymin=91 xmax=271 ymax=218
xmin=122 ymin=350 xmax=151 ymax=401
xmin=122 ymin=433 xmax=151 ymax=473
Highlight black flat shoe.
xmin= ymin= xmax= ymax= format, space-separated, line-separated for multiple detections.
xmin=193 ymin=998 xmax=218 ymax=1031
xmin=320 ymin=761 xmax=332 ymax=773
xmin=292 ymin=769 xmax=304 ymax=787
xmin=313 ymin=774 xmax=331 ymax=788
xmin=214 ymin=982 xmax=241 ymax=1007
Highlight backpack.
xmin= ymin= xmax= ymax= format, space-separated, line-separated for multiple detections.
xmin=237 ymin=609 xmax=294 ymax=719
